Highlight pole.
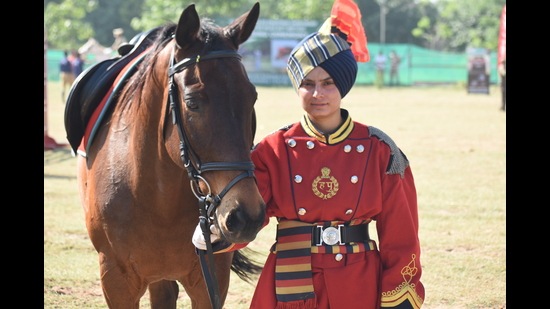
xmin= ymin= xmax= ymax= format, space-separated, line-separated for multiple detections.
xmin=380 ymin=3 xmax=386 ymax=45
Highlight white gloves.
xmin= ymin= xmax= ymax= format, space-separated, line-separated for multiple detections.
xmin=192 ymin=223 xmax=221 ymax=250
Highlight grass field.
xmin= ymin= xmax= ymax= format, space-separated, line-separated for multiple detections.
xmin=44 ymin=81 xmax=506 ymax=308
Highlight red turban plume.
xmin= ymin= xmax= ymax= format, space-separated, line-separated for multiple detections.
xmin=329 ymin=0 xmax=370 ymax=62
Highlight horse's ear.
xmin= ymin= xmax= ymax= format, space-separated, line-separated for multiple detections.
xmin=175 ymin=4 xmax=201 ymax=49
xmin=225 ymin=2 xmax=260 ymax=47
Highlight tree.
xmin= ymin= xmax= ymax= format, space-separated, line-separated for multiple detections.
xmin=45 ymin=0 xmax=505 ymax=54
xmin=413 ymin=0 xmax=505 ymax=52
xmin=86 ymin=0 xmax=145 ymax=46
xmin=130 ymin=0 xmax=333 ymax=32
xmin=44 ymin=0 xmax=96 ymax=50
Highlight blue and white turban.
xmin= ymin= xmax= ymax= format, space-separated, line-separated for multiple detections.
xmin=286 ymin=31 xmax=358 ymax=98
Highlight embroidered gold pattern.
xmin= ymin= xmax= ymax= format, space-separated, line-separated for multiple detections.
xmin=312 ymin=167 xmax=339 ymax=199
xmin=381 ymin=254 xmax=424 ymax=309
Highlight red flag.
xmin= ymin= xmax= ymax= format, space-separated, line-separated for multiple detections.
xmin=330 ymin=0 xmax=370 ymax=62
xmin=497 ymin=4 xmax=506 ymax=65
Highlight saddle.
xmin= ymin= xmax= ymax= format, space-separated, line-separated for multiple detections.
xmin=64 ymin=27 xmax=163 ymax=153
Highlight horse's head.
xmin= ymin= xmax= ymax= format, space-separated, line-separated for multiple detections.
xmin=162 ymin=3 xmax=265 ymax=244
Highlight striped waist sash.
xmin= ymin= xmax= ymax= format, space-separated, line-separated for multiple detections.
xmin=274 ymin=220 xmax=375 ymax=308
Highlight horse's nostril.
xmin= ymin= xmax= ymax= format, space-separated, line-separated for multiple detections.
xmin=226 ymin=208 xmax=246 ymax=232
xmin=224 ymin=204 xmax=265 ymax=239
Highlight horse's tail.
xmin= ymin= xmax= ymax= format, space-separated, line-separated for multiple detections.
xmin=231 ymin=248 xmax=263 ymax=283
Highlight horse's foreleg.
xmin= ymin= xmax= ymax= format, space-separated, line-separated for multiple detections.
xmin=98 ymin=252 xmax=148 ymax=309
xmin=180 ymin=253 xmax=233 ymax=309
xmin=149 ymin=280 xmax=179 ymax=309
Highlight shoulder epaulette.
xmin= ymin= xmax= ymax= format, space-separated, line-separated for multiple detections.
xmin=279 ymin=123 xmax=294 ymax=131
xmin=368 ymin=126 xmax=409 ymax=177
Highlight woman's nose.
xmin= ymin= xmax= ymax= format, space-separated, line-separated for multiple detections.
xmin=312 ymin=85 xmax=324 ymax=98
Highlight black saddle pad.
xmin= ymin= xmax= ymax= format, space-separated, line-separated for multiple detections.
xmin=64 ymin=27 xmax=163 ymax=153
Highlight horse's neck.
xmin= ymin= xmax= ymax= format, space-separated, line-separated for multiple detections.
xmin=114 ymin=73 xmax=167 ymax=134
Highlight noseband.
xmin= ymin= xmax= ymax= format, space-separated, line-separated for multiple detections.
xmin=167 ymin=41 xmax=254 ymax=309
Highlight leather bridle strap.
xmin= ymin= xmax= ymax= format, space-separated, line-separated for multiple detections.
xmin=167 ymin=45 xmax=252 ymax=309
xmin=168 ymin=50 xmax=242 ymax=77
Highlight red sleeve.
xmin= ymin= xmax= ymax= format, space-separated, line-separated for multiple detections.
xmin=376 ymin=166 xmax=425 ymax=308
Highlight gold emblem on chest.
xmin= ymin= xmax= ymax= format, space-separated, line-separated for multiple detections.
xmin=312 ymin=167 xmax=339 ymax=199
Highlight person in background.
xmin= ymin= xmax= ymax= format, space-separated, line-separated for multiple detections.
xmin=59 ymin=50 xmax=74 ymax=101
xmin=111 ymin=28 xmax=128 ymax=55
xmin=374 ymin=50 xmax=387 ymax=88
xmin=192 ymin=0 xmax=425 ymax=308
xmin=498 ymin=56 xmax=506 ymax=111
xmin=71 ymin=51 xmax=84 ymax=80
xmin=389 ymin=50 xmax=401 ymax=86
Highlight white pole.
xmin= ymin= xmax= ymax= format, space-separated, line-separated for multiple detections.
xmin=44 ymin=26 xmax=63 ymax=149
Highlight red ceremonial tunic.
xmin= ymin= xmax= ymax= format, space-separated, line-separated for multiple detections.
xmin=247 ymin=109 xmax=425 ymax=309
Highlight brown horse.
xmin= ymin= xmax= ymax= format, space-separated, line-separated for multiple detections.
xmin=73 ymin=3 xmax=265 ymax=308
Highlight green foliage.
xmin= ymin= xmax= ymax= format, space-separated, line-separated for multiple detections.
xmin=44 ymin=0 xmax=96 ymax=50
xmin=44 ymin=0 xmax=506 ymax=53
xmin=130 ymin=0 xmax=183 ymax=32
xmin=420 ymin=0 xmax=505 ymax=51
xmin=86 ymin=0 xmax=145 ymax=46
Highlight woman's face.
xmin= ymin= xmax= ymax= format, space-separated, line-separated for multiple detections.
xmin=298 ymin=66 xmax=342 ymax=121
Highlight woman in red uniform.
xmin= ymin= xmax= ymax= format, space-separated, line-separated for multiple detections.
xmin=193 ymin=1 xmax=424 ymax=307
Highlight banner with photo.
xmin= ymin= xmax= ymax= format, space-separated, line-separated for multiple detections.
xmin=466 ymin=47 xmax=491 ymax=94
xmin=238 ymin=19 xmax=321 ymax=86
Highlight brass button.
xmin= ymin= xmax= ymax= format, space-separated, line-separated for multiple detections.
xmin=335 ymin=253 xmax=343 ymax=261
xmin=294 ymin=175 xmax=302 ymax=183
xmin=298 ymin=208 xmax=307 ymax=215
xmin=344 ymin=145 xmax=352 ymax=153
xmin=306 ymin=141 xmax=315 ymax=149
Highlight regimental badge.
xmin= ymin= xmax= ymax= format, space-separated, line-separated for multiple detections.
xmin=312 ymin=167 xmax=339 ymax=199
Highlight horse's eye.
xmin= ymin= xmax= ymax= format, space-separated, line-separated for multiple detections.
xmin=183 ymin=89 xmax=201 ymax=110
xmin=184 ymin=97 xmax=199 ymax=110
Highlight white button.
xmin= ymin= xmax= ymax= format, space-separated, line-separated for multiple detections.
xmin=294 ymin=175 xmax=302 ymax=183
xmin=335 ymin=253 xmax=343 ymax=261
xmin=345 ymin=209 xmax=353 ymax=215
xmin=298 ymin=208 xmax=306 ymax=215
xmin=287 ymin=139 xmax=296 ymax=147
xmin=356 ymin=145 xmax=364 ymax=153
xmin=306 ymin=141 xmax=315 ymax=149
xmin=351 ymin=176 xmax=358 ymax=183
xmin=344 ymin=145 xmax=352 ymax=153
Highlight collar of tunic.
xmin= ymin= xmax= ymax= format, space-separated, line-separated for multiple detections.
xmin=300 ymin=108 xmax=354 ymax=145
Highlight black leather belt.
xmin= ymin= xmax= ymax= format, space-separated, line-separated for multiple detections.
xmin=311 ymin=224 xmax=370 ymax=246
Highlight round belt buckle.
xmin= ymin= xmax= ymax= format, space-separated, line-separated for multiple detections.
xmin=322 ymin=226 xmax=340 ymax=245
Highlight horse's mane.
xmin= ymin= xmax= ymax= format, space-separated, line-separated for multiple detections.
xmin=117 ymin=24 xmax=176 ymax=109
xmin=117 ymin=19 xmax=225 ymax=110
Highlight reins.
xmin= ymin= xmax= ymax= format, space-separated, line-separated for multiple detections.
xmin=167 ymin=40 xmax=254 ymax=309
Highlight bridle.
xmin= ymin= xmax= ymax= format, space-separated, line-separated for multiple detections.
xmin=167 ymin=38 xmax=255 ymax=309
